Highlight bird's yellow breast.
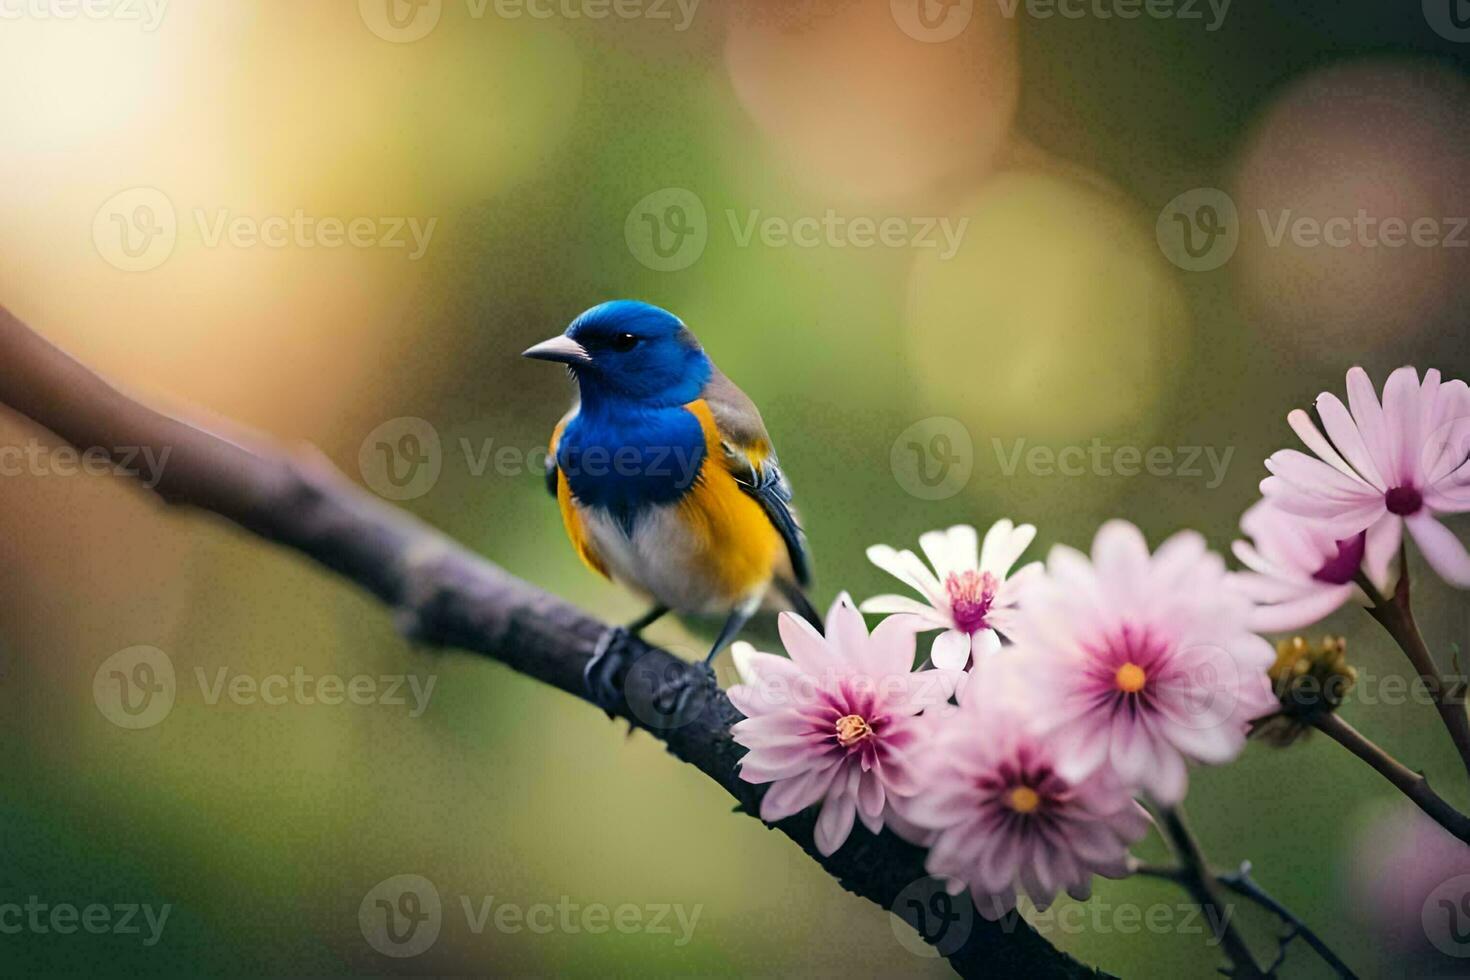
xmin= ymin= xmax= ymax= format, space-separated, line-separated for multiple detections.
xmin=550 ymin=399 xmax=783 ymax=609
xmin=677 ymin=399 xmax=783 ymax=600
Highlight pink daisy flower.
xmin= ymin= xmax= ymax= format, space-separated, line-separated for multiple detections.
xmin=1261 ymin=366 xmax=1470 ymax=588
xmin=1020 ymin=521 xmax=1277 ymax=805
xmin=900 ymin=657 xmax=1149 ymax=919
xmin=1230 ymin=499 xmax=1395 ymax=632
xmin=860 ymin=520 xmax=1038 ymax=671
xmin=728 ymin=594 xmax=953 ymax=856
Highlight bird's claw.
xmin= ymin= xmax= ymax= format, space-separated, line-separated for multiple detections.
xmin=584 ymin=626 xmax=635 ymax=718
xmin=654 ymin=661 xmax=717 ymax=723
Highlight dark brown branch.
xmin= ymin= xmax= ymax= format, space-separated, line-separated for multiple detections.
xmin=1134 ymin=862 xmax=1357 ymax=977
xmin=1312 ymin=711 xmax=1470 ymax=845
xmin=1217 ymin=863 xmax=1357 ymax=979
xmin=0 ymin=305 xmax=1100 ymax=980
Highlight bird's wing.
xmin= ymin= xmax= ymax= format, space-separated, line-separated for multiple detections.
xmin=548 ymin=411 xmax=609 ymax=579
xmin=700 ymin=368 xmax=812 ymax=587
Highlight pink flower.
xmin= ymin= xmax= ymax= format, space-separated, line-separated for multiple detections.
xmin=1261 ymin=366 xmax=1470 ymax=587
xmin=1230 ymin=499 xmax=1393 ymax=632
xmin=900 ymin=657 xmax=1149 ymax=919
xmin=728 ymin=594 xmax=953 ymax=856
xmin=860 ymin=520 xmax=1038 ymax=671
xmin=1020 ymin=521 xmax=1277 ymax=805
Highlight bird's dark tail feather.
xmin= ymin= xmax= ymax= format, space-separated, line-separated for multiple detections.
xmin=774 ymin=578 xmax=823 ymax=631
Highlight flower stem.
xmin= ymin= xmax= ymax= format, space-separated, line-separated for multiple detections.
xmin=1153 ymin=805 xmax=1269 ymax=978
xmin=1355 ymin=561 xmax=1470 ymax=783
xmin=1312 ymin=711 xmax=1470 ymax=845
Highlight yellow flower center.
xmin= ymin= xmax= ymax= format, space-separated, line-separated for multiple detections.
xmin=1115 ymin=662 xmax=1147 ymax=694
xmin=835 ymin=714 xmax=873 ymax=748
xmin=1006 ymin=786 xmax=1041 ymax=814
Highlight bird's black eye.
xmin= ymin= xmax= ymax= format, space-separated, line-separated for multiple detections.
xmin=610 ymin=332 xmax=639 ymax=352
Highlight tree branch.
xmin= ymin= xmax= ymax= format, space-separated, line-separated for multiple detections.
xmin=1312 ymin=711 xmax=1470 ymax=845
xmin=0 ymin=305 xmax=1101 ymax=979
xmin=1131 ymin=861 xmax=1356 ymax=978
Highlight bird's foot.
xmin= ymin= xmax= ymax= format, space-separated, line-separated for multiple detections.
xmin=622 ymin=658 xmax=717 ymax=730
xmin=584 ymin=626 xmax=636 ymax=719
xmin=656 ymin=661 xmax=718 ymax=724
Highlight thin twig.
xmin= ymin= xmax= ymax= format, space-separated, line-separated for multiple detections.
xmin=0 ymin=305 xmax=1101 ymax=980
xmin=1131 ymin=862 xmax=1356 ymax=977
xmin=1312 ymin=712 xmax=1470 ymax=845
xmin=1217 ymin=862 xmax=1358 ymax=979
xmin=1356 ymin=561 xmax=1470 ymax=783
xmin=1154 ymin=806 xmax=1268 ymax=978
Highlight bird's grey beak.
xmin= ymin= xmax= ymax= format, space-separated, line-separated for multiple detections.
xmin=521 ymin=335 xmax=591 ymax=365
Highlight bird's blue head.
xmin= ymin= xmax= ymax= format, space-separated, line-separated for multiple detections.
xmin=522 ymin=301 xmax=712 ymax=407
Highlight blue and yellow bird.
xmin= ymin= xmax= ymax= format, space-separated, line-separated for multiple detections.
xmin=523 ymin=300 xmax=819 ymax=708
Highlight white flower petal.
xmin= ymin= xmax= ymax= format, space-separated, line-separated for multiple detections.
xmin=930 ymin=630 xmax=972 ymax=671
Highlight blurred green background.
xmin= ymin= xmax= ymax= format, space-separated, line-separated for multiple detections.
xmin=2 ymin=1 xmax=1469 ymax=976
